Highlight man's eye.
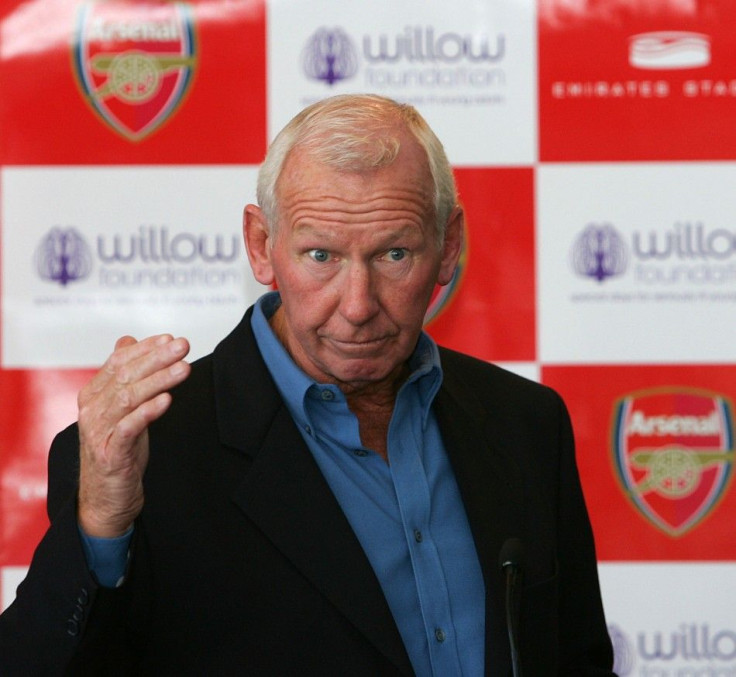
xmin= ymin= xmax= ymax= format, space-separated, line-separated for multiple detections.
xmin=308 ymin=249 xmax=330 ymax=263
xmin=387 ymin=248 xmax=406 ymax=261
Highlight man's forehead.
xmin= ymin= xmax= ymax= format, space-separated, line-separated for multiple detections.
xmin=279 ymin=155 xmax=431 ymax=203
xmin=271 ymin=132 xmax=437 ymax=235
xmin=280 ymin=126 xmax=431 ymax=181
xmin=278 ymin=178 xmax=434 ymax=222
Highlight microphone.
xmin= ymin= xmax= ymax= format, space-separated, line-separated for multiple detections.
xmin=499 ymin=538 xmax=524 ymax=677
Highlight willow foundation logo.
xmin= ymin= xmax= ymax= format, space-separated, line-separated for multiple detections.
xmin=72 ymin=0 xmax=197 ymax=141
xmin=35 ymin=227 xmax=93 ymax=286
xmin=302 ymin=27 xmax=358 ymax=86
xmin=571 ymin=223 xmax=628 ymax=283
xmin=612 ymin=388 xmax=734 ymax=536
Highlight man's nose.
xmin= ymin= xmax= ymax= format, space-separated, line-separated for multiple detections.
xmin=339 ymin=263 xmax=380 ymax=325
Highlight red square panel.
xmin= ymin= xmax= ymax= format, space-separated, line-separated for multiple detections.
xmin=427 ymin=167 xmax=535 ymax=363
xmin=543 ymin=364 xmax=736 ymax=561
xmin=0 ymin=0 xmax=266 ymax=164
xmin=0 ymin=369 xmax=94 ymax=566
xmin=539 ymin=0 xmax=736 ymax=160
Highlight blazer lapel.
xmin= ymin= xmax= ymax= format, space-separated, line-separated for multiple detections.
xmin=433 ymin=365 xmax=525 ymax=677
xmin=211 ymin=310 xmax=413 ymax=675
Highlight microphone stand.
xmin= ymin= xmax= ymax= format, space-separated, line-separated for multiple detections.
xmin=499 ymin=538 xmax=524 ymax=677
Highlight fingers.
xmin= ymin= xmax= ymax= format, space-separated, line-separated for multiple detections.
xmin=114 ymin=335 xmax=138 ymax=351
xmin=77 ymin=334 xmax=191 ymax=538
xmin=85 ymin=334 xmax=188 ymax=394
xmin=82 ymin=336 xmax=188 ymax=416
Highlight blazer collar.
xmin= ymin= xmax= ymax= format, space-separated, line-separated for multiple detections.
xmin=433 ymin=356 xmax=524 ymax=580
xmin=434 ymin=353 xmax=524 ymax=676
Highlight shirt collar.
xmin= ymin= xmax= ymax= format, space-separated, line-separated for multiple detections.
xmin=251 ymin=291 xmax=443 ymax=428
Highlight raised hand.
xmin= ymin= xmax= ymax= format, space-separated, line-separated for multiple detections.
xmin=77 ymin=334 xmax=191 ymax=538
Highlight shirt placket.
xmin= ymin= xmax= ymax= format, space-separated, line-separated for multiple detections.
xmin=389 ymin=389 xmax=463 ymax=676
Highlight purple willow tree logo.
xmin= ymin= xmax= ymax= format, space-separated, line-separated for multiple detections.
xmin=571 ymin=223 xmax=628 ymax=283
xmin=35 ymin=227 xmax=93 ymax=286
xmin=302 ymin=27 xmax=358 ymax=86
xmin=608 ymin=624 xmax=636 ymax=676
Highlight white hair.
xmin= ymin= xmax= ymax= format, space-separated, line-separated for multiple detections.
xmin=256 ymin=94 xmax=457 ymax=244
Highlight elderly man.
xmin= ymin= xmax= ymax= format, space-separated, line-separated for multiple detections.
xmin=0 ymin=95 xmax=614 ymax=675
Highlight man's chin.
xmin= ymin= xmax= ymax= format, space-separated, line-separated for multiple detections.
xmin=321 ymin=356 xmax=410 ymax=393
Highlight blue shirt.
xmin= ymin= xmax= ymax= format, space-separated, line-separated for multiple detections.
xmin=82 ymin=292 xmax=485 ymax=675
xmin=252 ymin=292 xmax=485 ymax=676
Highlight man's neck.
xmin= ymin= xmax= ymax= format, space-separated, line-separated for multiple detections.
xmin=268 ymin=304 xmax=410 ymax=462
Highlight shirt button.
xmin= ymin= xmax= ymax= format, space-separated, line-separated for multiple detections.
xmin=414 ymin=529 xmax=423 ymax=543
xmin=353 ymin=449 xmax=368 ymax=457
xmin=320 ymin=390 xmax=334 ymax=401
xmin=304 ymin=425 xmax=312 ymax=435
xmin=435 ymin=628 xmax=446 ymax=643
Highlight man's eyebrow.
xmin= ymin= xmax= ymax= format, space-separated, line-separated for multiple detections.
xmin=290 ymin=222 xmax=335 ymax=237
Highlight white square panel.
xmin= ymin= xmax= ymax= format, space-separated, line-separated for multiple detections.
xmin=538 ymin=163 xmax=736 ymax=364
xmin=496 ymin=361 xmax=540 ymax=383
xmin=266 ymin=0 xmax=537 ymax=165
xmin=1 ymin=566 xmax=28 ymax=613
xmin=1 ymin=167 xmax=266 ymax=368
xmin=598 ymin=562 xmax=736 ymax=673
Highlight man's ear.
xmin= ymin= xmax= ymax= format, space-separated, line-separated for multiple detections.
xmin=243 ymin=204 xmax=275 ymax=286
xmin=437 ymin=206 xmax=464 ymax=286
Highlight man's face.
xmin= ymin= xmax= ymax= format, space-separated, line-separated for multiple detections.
xmin=245 ymin=132 xmax=462 ymax=392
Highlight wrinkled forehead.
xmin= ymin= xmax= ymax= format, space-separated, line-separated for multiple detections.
xmin=277 ymin=129 xmax=434 ymax=202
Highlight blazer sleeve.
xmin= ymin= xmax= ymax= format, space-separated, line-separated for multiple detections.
xmin=552 ymin=392 xmax=615 ymax=675
xmin=0 ymin=425 xmax=131 ymax=676
xmin=507 ymin=386 xmax=614 ymax=675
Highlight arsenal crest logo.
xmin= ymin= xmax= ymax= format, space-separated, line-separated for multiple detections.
xmin=72 ymin=1 xmax=197 ymax=141
xmin=424 ymin=226 xmax=467 ymax=326
xmin=612 ymin=387 xmax=734 ymax=537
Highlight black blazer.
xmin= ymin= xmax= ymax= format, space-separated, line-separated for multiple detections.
xmin=0 ymin=308 xmax=614 ymax=675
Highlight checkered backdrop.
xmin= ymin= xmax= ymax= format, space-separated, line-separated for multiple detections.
xmin=1 ymin=1 xmax=735 ymax=673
